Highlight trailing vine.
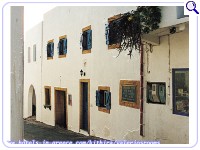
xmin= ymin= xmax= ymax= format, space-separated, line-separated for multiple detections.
xmin=111 ymin=6 xmax=161 ymax=58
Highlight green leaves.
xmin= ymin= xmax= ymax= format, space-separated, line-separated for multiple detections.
xmin=115 ymin=6 xmax=161 ymax=57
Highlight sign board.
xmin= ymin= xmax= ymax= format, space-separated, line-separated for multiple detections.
xmin=122 ymin=85 xmax=136 ymax=102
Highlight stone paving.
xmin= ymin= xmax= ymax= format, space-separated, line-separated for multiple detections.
xmin=24 ymin=117 xmax=105 ymax=144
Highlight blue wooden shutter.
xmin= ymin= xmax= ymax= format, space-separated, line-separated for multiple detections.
xmin=96 ymin=90 xmax=100 ymax=107
xmin=105 ymin=24 xmax=109 ymax=45
xmin=105 ymin=91 xmax=111 ymax=110
xmin=87 ymin=30 xmax=92 ymax=50
xmin=50 ymin=42 xmax=54 ymax=57
xmin=63 ymin=39 xmax=67 ymax=54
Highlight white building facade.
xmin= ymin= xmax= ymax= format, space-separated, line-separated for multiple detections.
xmin=24 ymin=6 xmax=189 ymax=144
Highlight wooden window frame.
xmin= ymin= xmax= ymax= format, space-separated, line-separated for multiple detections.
xmin=58 ymin=35 xmax=67 ymax=58
xmin=44 ymin=86 xmax=51 ymax=110
xmin=82 ymin=25 xmax=91 ymax=54
xmin=98 ymin=86 xmax=110 ymax=114
xmin=108 ymin=14 xmax=122 ymax=50
xmin=119 ymin=80 xmax=140 ymax=109
xmin=47 ymin=39 xmax=54 ymax=60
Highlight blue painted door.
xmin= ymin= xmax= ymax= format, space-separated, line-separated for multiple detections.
xmin=82 ymin=82 xmax=88 ymax=131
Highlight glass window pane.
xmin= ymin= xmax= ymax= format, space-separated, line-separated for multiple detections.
xmin=173 ymin=69 xmax=189 ymax=116
xmin=45 ymin=88 xmax=50 ymax=105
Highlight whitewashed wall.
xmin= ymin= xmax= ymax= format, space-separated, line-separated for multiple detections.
xmin=24 ymin=6 xmax=189 ymax=143
xmin=24 ymin=22 xmax=43 ymax=121
xmin=159 ymin=6 xmax=188 ymax=28
xmin=143 ymin=24 xmax=189 ymax=144
xmin=42 ymin=6 xmax=141 ymax=139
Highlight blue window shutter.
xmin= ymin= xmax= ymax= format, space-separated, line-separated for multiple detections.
xmin=51 ymin=43 xmax=54 ymax=57
xmin=63 ymin=39 xmax=67 ymax=54
xmin=105 ymin=24 xmax=109 ymax=45
xmin=105 ymin=91 xmax=111 ymax=110
xmin=87 ymin=30 xmax=92 ymax=50
xmin=96 ymin=90 xmax=100 ymax=107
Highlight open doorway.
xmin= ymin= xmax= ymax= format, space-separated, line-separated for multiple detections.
xmin=54 ymin=88 xmax=67 ymax=129
xmin=28 ymin=85 xmax=36 ymax=117
xmin=32 ymin=88 xmax=36 ymax=116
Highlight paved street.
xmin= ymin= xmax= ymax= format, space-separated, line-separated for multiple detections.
xmin=24 ymin=117 xmax=104 ymax=144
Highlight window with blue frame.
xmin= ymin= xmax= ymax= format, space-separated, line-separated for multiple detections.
xmin=81 ymin=25 xmax=92 ymax=54
xmin=105 ymin=14 xmax=122 ymax=49
xmin=173 ymin=68 xmax=189 ymax=116
xmin=47 ymin=40 xmax=54 ymax=59
xmin=96 ymin=86 xmax=111 ymax=114
xmin=58 ymin=35 xmax=67 ymax=58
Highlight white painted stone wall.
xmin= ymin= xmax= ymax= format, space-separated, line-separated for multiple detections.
xmin=143 ymin=24 xmax=189 ymax=144
xmin=41 ymin=6 xmax=141 ymax=139
xmin=159 ymin=6 xmax=188 ymax=28
xmin=24 ymin=22 xmax=42 ymax=122
xmin=24 ymin=6 xmax=189 ymax=143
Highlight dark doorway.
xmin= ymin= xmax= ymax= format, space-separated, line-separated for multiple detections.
xmin=55 ymin=89 xmax=67 ymax=128
xmin=80 ymin=79 xmax=90 ymax=133
xmin=28 ymin=85 xmax=36 ymax=117
xmin=32 ymin=88 xmax=36 ymax=116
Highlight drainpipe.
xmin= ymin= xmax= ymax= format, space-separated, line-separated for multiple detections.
xmin=140 ymin=42 xmax=144 ymax=136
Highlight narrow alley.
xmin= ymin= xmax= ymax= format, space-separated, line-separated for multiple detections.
xmin=24 ymin=117 xmax=105 ymax=144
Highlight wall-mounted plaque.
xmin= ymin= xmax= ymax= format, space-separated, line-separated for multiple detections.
xmin=122 ymin=85 xmax=136 ymax=102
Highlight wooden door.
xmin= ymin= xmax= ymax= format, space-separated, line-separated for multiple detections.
xmin=55 ymin=90 xmax=66 ymax=128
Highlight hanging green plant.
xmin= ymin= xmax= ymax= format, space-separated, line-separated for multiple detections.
xmin=111 ymin=6 xmax=161 ymax=57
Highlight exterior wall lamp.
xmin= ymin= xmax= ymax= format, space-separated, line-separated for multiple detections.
xmin=80 ymin=69 xmax=86 ymax=76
